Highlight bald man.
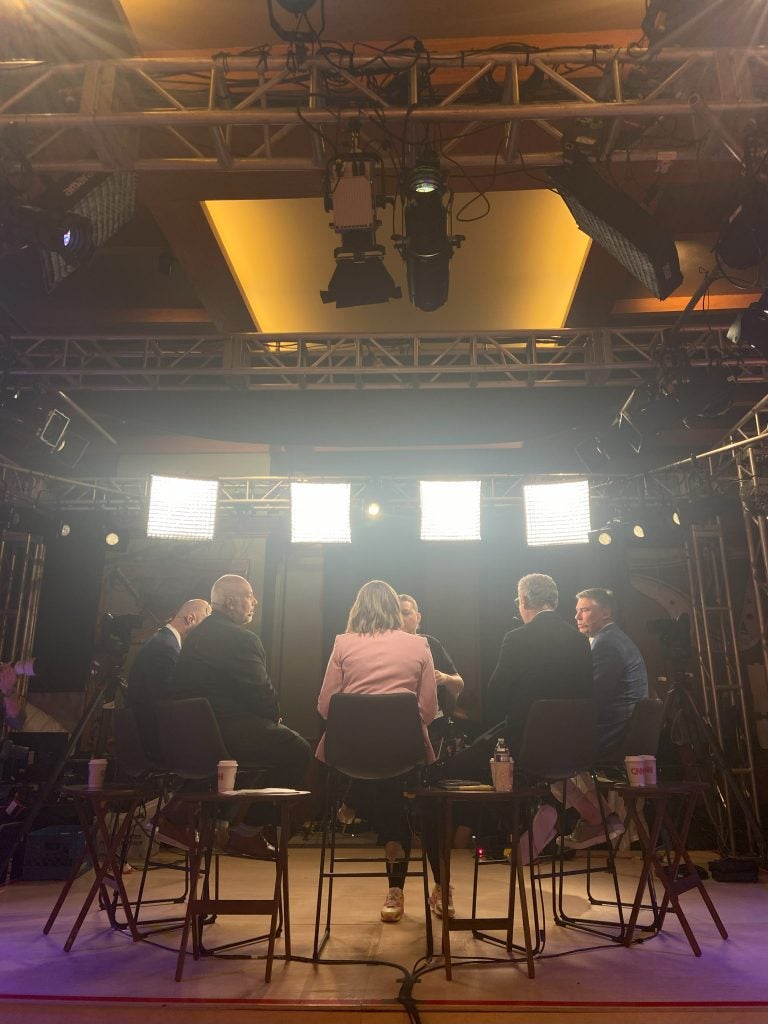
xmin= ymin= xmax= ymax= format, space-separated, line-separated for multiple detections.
xmin=127 ymin=598 xmax=211 ymax=760
xmin=171 ymin=575 xmax=311 ymax=856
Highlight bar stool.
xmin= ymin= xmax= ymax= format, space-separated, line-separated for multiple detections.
xmin=515 ymin=698 xmax=626 ymax=942
xmin=610 ymin=779 xmax=728 ymax=956
xmin=415 ymin=785 xmax=540 ymax=980
xmin=313 ymin=691 xmax=431 ymax=959
xmin=154 ymin=699 xmax=299 ymax=981
xmin=583 ymin=697 xmax=666 ymax=921
xmin=43 ymin=784 xmax=145 ymax=950
xmin=112 ymin=706 xmax=190 ymax=928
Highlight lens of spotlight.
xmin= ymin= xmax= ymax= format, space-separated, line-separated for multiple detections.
xmin=632 ymin=524 xmax=646 ymax=539
xmin=105 ymin=531 xmax=121 ymax=547
xmin=672 ymin=511 xmax=681 ymax=526
xmin=366 ymin=501 xmax=382 ymax=518
xmin=598 ymin=530 xmax=613 ymax=546
xmin=59 ymin=523 xmax=71 ymax=538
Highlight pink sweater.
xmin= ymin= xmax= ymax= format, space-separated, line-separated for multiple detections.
xmin=315 ymin=629 xmax=438 ymax=764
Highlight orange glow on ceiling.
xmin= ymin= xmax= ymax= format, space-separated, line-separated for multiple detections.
xmin=204 ymin=191 xmax=591 ymax=333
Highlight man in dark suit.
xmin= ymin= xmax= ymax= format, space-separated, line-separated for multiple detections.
xmin=126 ymin=598 xmax=212 ymax=761
xmin=425 ymin=574 xmax=593 ymax=918
xmin=486 ymin=573 xmax=594 ymax=755
xmin=171 ymin=574 xmax=311 ymax=857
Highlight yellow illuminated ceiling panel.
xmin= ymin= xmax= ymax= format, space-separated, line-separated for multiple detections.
xmin=204 ymin=191 xmax=591 ymax=333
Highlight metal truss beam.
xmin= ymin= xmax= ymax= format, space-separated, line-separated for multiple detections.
xmin=1 ymin=46 xmax=766 ymax=172
xmin=0 ymin=464 xmax=644 ymax=514
xmin=4 ymin=325 xmax=764 ymax=392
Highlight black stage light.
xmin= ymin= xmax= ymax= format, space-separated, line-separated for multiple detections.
xmin=716 ymin=186 xmax=768 ymax=271
xmin=728 ymin=289 xmax=768 ymax=354
xmin=395 ymin=155 xmax=463 ymax=312
xmin=320 ymin=253 xmax=400 ymax=308
xmin=549 ymin=160 xmax=682 ymax=300
xmin=267 ymin=0 xmax=324 ymax=42
xmin=0 ymin=202 xmax=94 ymax=266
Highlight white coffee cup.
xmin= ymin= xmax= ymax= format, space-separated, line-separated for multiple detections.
xmin=88 ymin=758 xmax=108 ymax=789
xmin=641 ymin=755 xmax=657 ymax=786
xmin=624 ymin=755 xmax=646 ymax=788
xmin=217 ymin=759 xmax=238 ymax=793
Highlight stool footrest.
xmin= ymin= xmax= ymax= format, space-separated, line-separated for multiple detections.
xmin=190 ymin=899 xmax=276 ymax=916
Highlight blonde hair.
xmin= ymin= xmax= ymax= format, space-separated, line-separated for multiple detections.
xmin=346 ymin=580 xmax=403 ymax=635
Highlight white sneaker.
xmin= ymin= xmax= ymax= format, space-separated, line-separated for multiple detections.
xmin=516 ymin=804 xmax=558 ymax=866
xmin=380 ymin=886 xmax=404 ymax=923
xmin=564 ymin=812 xmax=625 ymax=850
xmin=429 ymin=883 xmax=455 ymax=919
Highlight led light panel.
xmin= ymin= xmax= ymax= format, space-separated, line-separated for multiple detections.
xmin=147 ymin=475 xmax=219 ymax=540
xmin=524 ymin=480 xmax=591 ymax=547
xmin=290 ymin=482 xmax=351 ymax=543
xmin=420 ymin=480 xmax=481 ymax=541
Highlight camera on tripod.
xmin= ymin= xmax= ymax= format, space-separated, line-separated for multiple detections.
xmin=647 ymin=613 xmax=692 ymax=664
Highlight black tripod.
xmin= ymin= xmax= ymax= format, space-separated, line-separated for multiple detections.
xmin=662 ymin=673 xmax=766 ymax=863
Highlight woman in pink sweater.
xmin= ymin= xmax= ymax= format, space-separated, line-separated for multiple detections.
xmin=316 ymin=579 xmax=437 ymax=923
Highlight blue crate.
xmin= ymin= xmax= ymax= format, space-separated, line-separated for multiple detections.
xmin=22 ymin=825 xmax=89 ymax=881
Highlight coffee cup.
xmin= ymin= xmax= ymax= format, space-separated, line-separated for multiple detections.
xmin=641 ymin=755 xmax=657 ymax=786
xmin=489 ymin=757 xmax=514 ymax=792
xmin=624 ymin=755 xmax=646 ymax=787
xmin=217 ymin=759 xmax=238 ymax=793
xmin=88 ymin=758 xmax=108 ymax=789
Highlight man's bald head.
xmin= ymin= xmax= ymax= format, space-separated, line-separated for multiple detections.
xmin=210 ymin=575 xmax=256 ymax=625
xmin=169 ymin=598 xmax=211 ymax=639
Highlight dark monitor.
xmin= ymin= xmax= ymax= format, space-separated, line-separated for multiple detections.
xmin=7 ymin=732 xmax=70 ymax=784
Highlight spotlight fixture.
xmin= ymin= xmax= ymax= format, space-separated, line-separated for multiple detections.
xmin=320 ymin=152 xmax=401 ymax=308
xmin=105 ymin=530 xmax=121 ymax=547
xmin=0 ymin=198 xmax=94 ymax=267
xmin=727 ymin=288 xmax=768 ymax=355
xmin=267 ymin=0 xmax=324 ymax=43
xmin=420 ymin=480 xmax=481 ymax=541
xmin=394 ymin=153 xmax=464 ymax=312
xmin=549 ymin=158 xmax=682 ymax=300
xmin=365 ymin=501 xmax=382 ymax=519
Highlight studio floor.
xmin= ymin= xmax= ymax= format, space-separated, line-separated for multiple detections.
xmin=1 ymin=843 xmax=767 ymax=1023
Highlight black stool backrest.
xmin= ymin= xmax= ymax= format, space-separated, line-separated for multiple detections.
xmin=621 ymin=698 xmax=665 ymax=757
xmin=114 ymin=706 xmax=162 ymax=777
xmin=324 ymin=692 xmax=426 ymax=780
xmin=155 ymin=699 xmax=231 ymax=779
xmin=517 ymin=699 xmax=597 ymax=781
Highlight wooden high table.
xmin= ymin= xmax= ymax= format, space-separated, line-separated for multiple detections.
xmin=44 ymin=784 xmax=145 ymax=950
xmin=171 ymin=788 xmax=310 ymax=982
xmin=413 ymin=786 xmax=540 ymax=980
xmin=610 ymin=780 xmax=729 ymax=956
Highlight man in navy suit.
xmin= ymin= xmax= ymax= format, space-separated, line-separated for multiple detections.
xmin=126 ymin=598 xmax=211 ymax=760
xmin=560 ymin=587 xmax=649 ymax=849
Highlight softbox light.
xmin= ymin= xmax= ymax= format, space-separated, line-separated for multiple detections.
xmin=549 ymin=161 xmax=682 ymax=300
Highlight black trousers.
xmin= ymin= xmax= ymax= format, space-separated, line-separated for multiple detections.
xmin=218 ymin=715 xmax=312 ymax=825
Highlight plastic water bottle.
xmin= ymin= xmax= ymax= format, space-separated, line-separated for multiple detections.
xmin=491 ymin=737 xmax=514 ymax=792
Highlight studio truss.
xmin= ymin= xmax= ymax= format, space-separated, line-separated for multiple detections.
xmin=0 ymin=46 xmax=767 ymax=172
xmin=3 ymin=325 xmax=764 ymax=392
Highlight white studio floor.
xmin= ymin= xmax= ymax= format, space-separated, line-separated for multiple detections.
xmin=1 ymin=842 xmax=767 ymax=1023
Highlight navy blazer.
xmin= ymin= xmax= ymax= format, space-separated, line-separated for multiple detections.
xmin=591 ymin=622 xmax=649 ymax=759
xmin=486 ymin=610 xmax=594 ymax=756
xmin=126 ymin=625 xmax=181 ymax=759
